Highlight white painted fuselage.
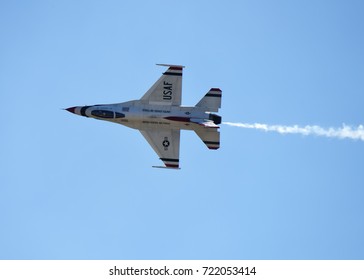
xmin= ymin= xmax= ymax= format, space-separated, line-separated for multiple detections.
xmin=69 ymin=101 xmax=219 ymax=131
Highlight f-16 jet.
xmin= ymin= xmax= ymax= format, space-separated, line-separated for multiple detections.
xmin=66 ymin=64 xmax=222 ymax=169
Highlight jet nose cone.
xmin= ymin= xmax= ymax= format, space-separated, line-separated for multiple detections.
xmin=65 ymin=107 xmax=76 ymax=114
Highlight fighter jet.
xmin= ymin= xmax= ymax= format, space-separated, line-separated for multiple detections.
xmin=66 ymin=64 xmax=222 ymax=169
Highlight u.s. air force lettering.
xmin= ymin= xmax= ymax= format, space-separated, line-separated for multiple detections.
xmin=163 ymin=81 xmax=172 ymax=100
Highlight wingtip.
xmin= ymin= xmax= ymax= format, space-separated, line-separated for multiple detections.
xmin=152 ymin=166 xmax=181 ymax=170
xmin=156 ymin=63 xmax=185 ymax=68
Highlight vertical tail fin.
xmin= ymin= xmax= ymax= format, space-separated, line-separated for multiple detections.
xmin=195 ymin=88 xmax=222 ymax=112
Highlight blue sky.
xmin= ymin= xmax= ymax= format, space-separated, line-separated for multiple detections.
xmin=1 ymin=1 xmax=364 ymax=259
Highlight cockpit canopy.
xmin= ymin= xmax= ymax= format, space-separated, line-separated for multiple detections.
xmin=91 ymin=110 xmax=125 ymax=119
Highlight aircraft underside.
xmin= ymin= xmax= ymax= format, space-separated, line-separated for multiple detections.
xmin=66 ymin=64 xmax=222 ymax=168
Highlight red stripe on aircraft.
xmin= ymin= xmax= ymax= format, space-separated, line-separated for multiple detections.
xmin=210 ymin=88 xmax=222 ymax=92
xmin=165 ymin=164 xmax=179 ymax=168
xmin=165 ymin=117 xmax=191 ymax=122
xmin=169 ymin=67 xmax=183 ymax=71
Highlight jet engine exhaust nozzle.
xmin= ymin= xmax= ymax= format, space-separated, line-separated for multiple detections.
xmin=209 ymin=113 xmax=222 ymax=125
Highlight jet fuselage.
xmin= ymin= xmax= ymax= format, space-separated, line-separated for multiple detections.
xmin=67 ymin=101 xmax=221 ymax=131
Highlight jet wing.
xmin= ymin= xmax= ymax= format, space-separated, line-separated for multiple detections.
xmin=140 ymin=129 xmax=180 ymax=168
xmin=140 ymin=64 xmax=184 ymax=106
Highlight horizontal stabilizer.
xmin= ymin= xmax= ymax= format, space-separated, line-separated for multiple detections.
xmin=195 ymin=88 xmax=222 ymax=112
xmin=194 ymin=127 xmax=220 ymax=150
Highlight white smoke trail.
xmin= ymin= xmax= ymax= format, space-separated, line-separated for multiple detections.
xmin=223 ymin=122 xmax=364 ymax=141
